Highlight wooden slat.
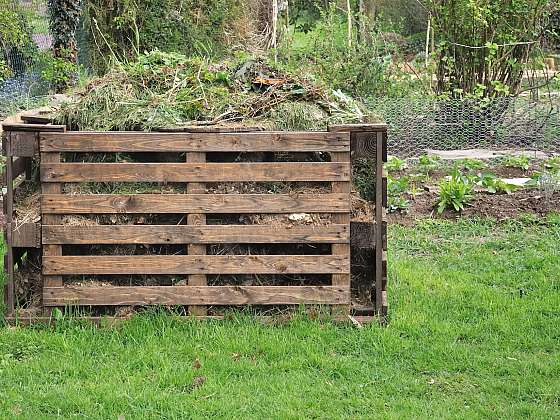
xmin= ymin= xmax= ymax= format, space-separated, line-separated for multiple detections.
xmin=42 ymin=225 xmax=350 ymax=244
xmin=375 ymin=131 xmax=386 ymax=319
xmin=330 ymin=150 xmax=351 ymax=316
xmin=186 ymin=151 xmax=207 ymax=316
xmin=42 ymin=255 xmax=350 ymax=275
xmin=41 ymin=151 xmax=63 ymax=316
xmin=39 ymin=131 xmax=350 ymax=152
xmin=41 ymin=193 xmax=350 ymax=214
xmin=40 ymin=162 xmax=350 ymax=182
xmin=12 ymin=223 xmax=41 ymax=247
xmin=43 ymin=285 xmax=349 ymax=306
xmin=2 ymin=123 xmax=65 ymax=132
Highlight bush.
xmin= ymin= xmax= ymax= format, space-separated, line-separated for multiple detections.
xmin=81 ymin=0 xmax=250 ymax=73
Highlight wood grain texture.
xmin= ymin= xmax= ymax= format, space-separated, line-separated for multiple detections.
xmin=42 ymin=225 xmax=350 ymax=244
xmin=327 ymin=123 xmax=387 ymax=133
xmin=40 ymin=162 xmax=350 ymax=182
xmin=375 ymin=131 xmax=385 ymax=318
xmin=41 ymin=193 xmax=350 ymax=214
xmin=186 ymin=151 xmax=207 ymax=316
xmin=39 ymin=131 xmax=350 ymax=152
xmin=1 ymin=123 xmax=65 ymax=132
xmin=42 ymin=255 xmax=350 ymax=275
xmin=41 ymin=152 xmax=63 ymax=294
xmin=43 ymin=285 xmax=350 ymax=306
xmin=330 ymin=151 xmax=351 ymax=316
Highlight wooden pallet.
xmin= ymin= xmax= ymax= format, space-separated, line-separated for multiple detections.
xmin=2 ymin=123 xmax=388 ymax=323
xmin=38 ymin=130 xmax=352 ymax=314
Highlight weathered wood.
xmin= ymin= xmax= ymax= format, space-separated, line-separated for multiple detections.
xmin=40 ymin=162 xmax=351 ymax=182
xmin=42 ymin=255 xmax=350 ymax=275
xmin=43 ymin=285 xmax=349 ymax=306
xmin=186 ymin=151 xmax=207 ymax=316
xmin=1 ymin=123 xmax=65 ymax=132
xmin=39 ymin=132 xmax=350 ymax=152
xmin=42 ymin=224 xmax=350 ymax=244
xmin=41 ymin=193 xmax=350 ymax=214
xmin=351 ymin=132 xmax=377 ymax=159
xmin=41 ymin=152 xmax=63 ymax=314
xmin=330 ymin=151 xmax=351 ymax=316
xmin=328 ymin=123 xmax=388 ymax=133
xmin=375 ymin=131 xmax=386 ymax=319
xmin=12 ymin=223 xmax=41 ymax=247
xmin=4 ymin=131 xmax=37 ymax=157
xmin=4 ymin=156 xmax=14 ymax=313
xmin=20 ymin=115 xmax=54 ymax=124
xmin=1 ymin=157 xmax=27 ymax=184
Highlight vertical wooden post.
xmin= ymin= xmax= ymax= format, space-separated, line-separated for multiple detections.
xmin=4 ymin=132 xmax=15 ymax=314
xmin=328 ymin=127 xmax=351 ymax=315
xmin=186 ymin=152 xmax=207 ymax=316
xmin=375 ymin=130 xmax=388 ymax=321
xmin=41 ymin=148 xmax=63 ymax=316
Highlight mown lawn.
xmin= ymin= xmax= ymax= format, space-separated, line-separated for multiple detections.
xmin=1 ymin=217 xmax=559 ymax=418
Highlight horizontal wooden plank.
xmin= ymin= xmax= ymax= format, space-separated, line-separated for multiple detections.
xmin=41 ymin=162 xmax=350 ymax=182
xmin=43 ymin=255 xmax=350 ymax=275
xmin=41 ymin=193 xmax=350 ymax=214
xmin=40 ymin=132 xmax=350 ymax=152
xmin=20 ymin=114 xmax=54 ymax=124
xmin=2 ymin=123 xmax=65 ymax=132
xmin=42 ymin=224 xmax=349 ymax=244
xmin=328 ymin=123 xmax=387 ymax=133
xmin=43 ymin=285 xmax=350 ymax=306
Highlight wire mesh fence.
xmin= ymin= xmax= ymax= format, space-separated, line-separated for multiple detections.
xmin=368 ymin=94 xmax=560 ymax=158
xmin=0 ymin=0 xmax=51 ymax=118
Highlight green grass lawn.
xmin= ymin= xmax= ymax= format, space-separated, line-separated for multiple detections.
xmin=1 ymin=218 xmax=559 ymax=418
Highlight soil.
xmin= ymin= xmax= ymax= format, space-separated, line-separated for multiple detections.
xmin=388 ymin=189 xmax=560 ymax=225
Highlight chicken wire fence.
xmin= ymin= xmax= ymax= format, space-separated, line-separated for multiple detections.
xmin=0 ymin=0 xmax=51 ymax=118
xmin=368 ymin=95 xmax=560 ymax=158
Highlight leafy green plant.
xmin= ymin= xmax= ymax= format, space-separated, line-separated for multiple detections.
xmin=384 ymin=156 xmax=407 ymax=172
xmin=437 ymin=171 xmax=474 ymax=213
xmin=544 ymin=156 xmax=560 ymax=174
xmin=417 ymin=154 xmax=441 ymax=173
xmin=501 ymin=154 xmax=530 ymax=171
xmin=387 ymin=175 xmax=410 ymax=212
xmin=457 ymin=158 xmax=485 ymax=171
xmin=476 ymin=173 xmax=518 ymax=194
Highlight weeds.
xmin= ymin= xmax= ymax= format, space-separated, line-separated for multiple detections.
xmin=387 ymin=175 xmax=410 ymax=212
xmin=457 ymin=158 xmax=485 ymax=171
xmin=417 ymin=154 xmax=441 ymax=174
xmin=501 ymin=154 xmax=530 ymax=171
xmin=437 ymin=170 xmax=474 ymax=213
xmin=544 ymin=156 xmax=560 ymax=174
xmin=384 ymin=156 xmax=407 ymax=172
xmin=476 ymin=173 xmax=518 ymax=194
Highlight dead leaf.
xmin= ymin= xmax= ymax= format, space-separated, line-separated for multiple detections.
xmin=192 ymin=358 xmax=201 ymax=369
xmin=192 ymin=376 xmax=206 ymax=389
